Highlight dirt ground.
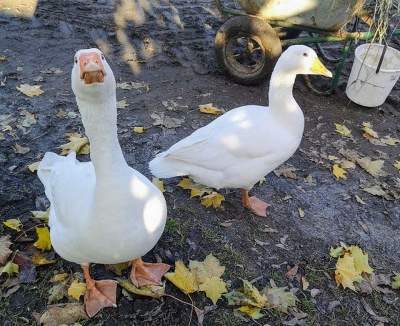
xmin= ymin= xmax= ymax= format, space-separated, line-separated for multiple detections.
xmin=0 ymin=0 xmax=400 ymax=325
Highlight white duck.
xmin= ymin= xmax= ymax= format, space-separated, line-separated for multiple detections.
xmin=38 ymin=48 xmax=169 ymax=317
xmin=149 ymin=45 xmax=331 ymax=217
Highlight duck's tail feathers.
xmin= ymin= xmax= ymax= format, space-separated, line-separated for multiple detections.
xmin=149 ymin=155 xmax=187 ymax=178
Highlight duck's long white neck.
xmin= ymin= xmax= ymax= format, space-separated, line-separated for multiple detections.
xmin=76 ymin=93 xmax=128 ymax=177
xmin=268 ymin=61 xmax=304 ymax=137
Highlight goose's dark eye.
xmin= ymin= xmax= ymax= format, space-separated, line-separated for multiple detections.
xmin=101 ymin=54 xmax=105 ymax=60
xmin=74 ymin=58 xmax=78 ymax=64
xmin=303 ymin=52 xmax=308 ymax=57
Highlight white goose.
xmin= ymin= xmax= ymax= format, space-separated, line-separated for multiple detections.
xmin=38 ymin=48 xmax=169 ymax=317
xmin=150 ymin=45 xmax=332 ymax=217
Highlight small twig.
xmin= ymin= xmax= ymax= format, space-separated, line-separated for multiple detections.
xmin=164 ymin=294 xmax=198 ymax=326
xmin=14 ymin=223 xmax=47 ymax=242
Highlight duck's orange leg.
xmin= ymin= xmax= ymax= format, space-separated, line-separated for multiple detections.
xmin=241 ymin=189 xmax=269 ymax=217
xmin=82 ymin=264 xmax=117 ymax=317
xmin=130 ymin=258 xmax=170 ymax=287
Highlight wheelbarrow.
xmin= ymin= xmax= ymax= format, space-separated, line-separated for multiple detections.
xmin=214 ymin=0 xmax=400 ymax=93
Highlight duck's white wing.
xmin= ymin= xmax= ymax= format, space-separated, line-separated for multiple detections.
xmin=38 ymin=151 xmax=95 ymax=229
xmin=150 ymin=105 xmax=297 ymax=188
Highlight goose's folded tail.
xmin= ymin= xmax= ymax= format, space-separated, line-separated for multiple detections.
xmin=149 ymin=154 xmax=187 ymax=178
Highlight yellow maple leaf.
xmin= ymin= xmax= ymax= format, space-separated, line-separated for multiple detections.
xmin=238 ymin=306 xmax=264 ymax=319
xmin=117 ymin=99 xmax=129 ymax=109
xmin=31 ymin=209 xmax=49 ymax=222
xmin=199 ymin=276 xmax=227 ymax=304
xmin=394 ymin=160 xmax=400 ymax=172
xmin=27 ymin=161 xmax=40 ymax=173
xmin=32 ymin=252 xmax=55 ymax=265
xmin=152 ymin=177 xmax=165 ymax=192
xmin=3 ymin=219 xmax=22 ymax=231
xmin=225 ymin=279 xmax=267 ymax=308
xmin=68 ymin=280 xmax=86 ymax=300
xmin=51 ymin=273 xmax=69 ymax=283
xmin=198 ymin=103 xmax=224 ymax=115
xmin=335 ymin=254 xmax=363 ymax=290
xmin=177 ymin=177 xmax=194 ymax=190
xmin=133 ymin=126 xmax=145 ymax=134
xmin=357 ymin=157 xmax=386 ymax=177
xmin=0 ymin=261 xmax=19 ymax=276
xmin=177 ymin=177 xmax=212 ymax=197
xmin=59 ymin=133 xmax=90 ymax=155
xmin=0 ymin=54 xmax=6 ymax=61
xmin=34 ymin=227 xmax=52 ymax=251
xmin=335 ymin=123 xmax=352 ymax=137
xmin=392 ymin=274 xmax=400 ymax=289
xmin=118 ymin=278 xmax=165 ymax=299
xmin=361 ymin=122 xmax=378 ymax=139
xmin=380 ymin=136 xmax=400 ymax=146
xmin=165 ymin=261 xmax=198 ymax=294
xmin=201 ymin=192 xmax=225 ymax=208
xmin=189 ymin=254 xmax=225 ymax=284
xmin=332 ymin=164 xmax=347 ymax=180
xmin=330 ymin=246 xmax=344 ymax=258
xmin=17 ymin=84 xmax=44 ymax=97
xmin=348 ymin=245 xmax=373 ymax=275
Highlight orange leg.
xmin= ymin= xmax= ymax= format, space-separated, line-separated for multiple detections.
xmin=82 ymin=264 xmax=117 ymax=317
xmin=241 ymin=189 xmax=269 ymax=217
xmin=130 ymin=258 xmax=170 ymax=288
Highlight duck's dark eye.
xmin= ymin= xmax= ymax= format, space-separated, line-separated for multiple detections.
xmin=303 ymin=52 xmax=308 ymax=57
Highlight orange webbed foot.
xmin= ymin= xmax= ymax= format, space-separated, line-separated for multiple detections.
xmin=130 ymin=258 xmax=170 ymax=287
xmin=248 ymin=196 xmax=270 ymax=217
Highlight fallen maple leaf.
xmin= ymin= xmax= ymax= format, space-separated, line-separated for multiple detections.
xmin=200 ymin=192 xmax=225 ymax=208
xmin=302 ymin=276 xmax=310 ymax=290
xmin=32 ymin=252 xmax=55 ymax=265
xmin=335 ymin=123 xmax=352 ymax=137
xmin=14 ymin=143 xmax=30 ymax=154
xmin=225 ymin=279 xmax=267 ymax=308
xmin=34 ymin=227 xmax=52 ymax=251
xmin=348 ymin=245 xmax=373 ymax=274
xmin=332 ymin=164 xmax=347 ymax=180
xmin=298 ymin=208 xmax=305 ymax=218
xmin=3 ymin=219 xmax=22 ymax=231
xmin=238 ymin=305 xmax=264 ymax=319
xmin=335 ymin=254 xmax=363 ymax=290
xmin=118 ymin=278 xmax=165 ymax=298
xmin=198 ymin=103 xmax=224 ymax=115
xmin=133 ymin=126 xmax=145 ymax=134
xmin=150 ymin=112 xmax=184 ymax=129
xmin=48 ymin=282 xmax=67 ymax=304
xmin=380 ymin=136 xmax=400 ymax=146
xmin=357 ymin=157 xmax=386 ymax=177
xmin=361 ymin=122 xmax=378 ymax=139
xmin=330 ymin=246 xmax=344 ymax=258
xmin=189 ymin=254 xmax=225 ymax=283
xmin=68 ymin=280 xmax=86 ymax=300
xmin=392 ymin=274 xmax=400 ymax=289
xmin=117 ymin=99 xmax=129 ymax=109
xmin=60 ymin=133 xmax=90 ymax=156
xmin=199 ymin=276 xmax=227 ymax=304
xmin=152 ymin=177 xmax=165 ymax=193
xmin=362 ymin=184 xmax=390 ymax=199
xmin=106 ymin=262 xmax=130 ymax=276
xmin=274 ymin=164 xmax=298 ymax=179
xmin=37 ymin=303 xmax=88 ymax=326
xmin=0 ymin=236 xmax=12 ymax=265
xmin=17 ymin=84 xmax=44 ymax=97
xmin=394 ymin=160 xmax=400 ymax=172
xmin=0 ymin=54 xmax=6 ymax=61
xmin=264 ymin=286 xmax=297 ymax=313
xmin=165 ymin=260 xmax=198 ymax=294
xmin=51 ymin=273 xmax=69 ymax=283
xmin=27 ymin=161 xmax=40 ymax=173
xmin=0 ymin=261 xmax=19 ymax=276
xmin=31 ymin=209 xmax=49 ymax=222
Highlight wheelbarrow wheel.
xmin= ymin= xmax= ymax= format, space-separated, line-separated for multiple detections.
xmin=215 ymin=16 xmax=282 ymax=85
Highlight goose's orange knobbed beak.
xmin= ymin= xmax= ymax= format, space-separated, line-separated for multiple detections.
xmin=79 ymin=52 xmax=105 ymax=84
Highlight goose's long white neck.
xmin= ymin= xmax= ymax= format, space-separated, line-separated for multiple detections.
xmin=268 ymin=62 xmax=304 ymax=137
xmin=76 ymin=94 xmax=128 ymax=177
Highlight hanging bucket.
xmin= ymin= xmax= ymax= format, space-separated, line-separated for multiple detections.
xmin=346 ymin=43 xmax=400 ymax=107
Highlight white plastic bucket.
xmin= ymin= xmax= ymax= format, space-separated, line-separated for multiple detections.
xmin=346 ymin=43 xmax=400 ymax=107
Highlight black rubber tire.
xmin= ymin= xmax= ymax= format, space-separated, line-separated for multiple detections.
xmin=215 ymin=16 xmax=282 ymax=85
